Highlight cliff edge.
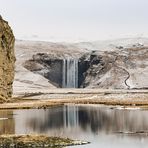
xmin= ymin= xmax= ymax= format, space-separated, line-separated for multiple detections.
xmin=0 ymin=16 xmax=15 ymax=102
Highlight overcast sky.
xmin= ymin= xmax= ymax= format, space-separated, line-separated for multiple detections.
xmin=0 ymin=0 xmax=148 ymax=42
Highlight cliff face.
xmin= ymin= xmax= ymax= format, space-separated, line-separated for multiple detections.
xmin=81 ymin=46 xmax=148 ymax=89
xmin=23 ymin=44 xmax=148 ymax=89
xmin=14 ymin=39 xmax=148 ymax=91
xmin=0 ymin=16 xmax=15 ymax=102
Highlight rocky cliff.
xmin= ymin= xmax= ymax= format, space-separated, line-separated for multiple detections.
xmin=0 ymin=16 xmax=15 ymax=102
xmin=80 ymin=46 xmax=148 ymax=89
xmin=14 ymin=39 xmax=148 ymax=91
xmin=22 ymin=42 xmax=148 ymax=89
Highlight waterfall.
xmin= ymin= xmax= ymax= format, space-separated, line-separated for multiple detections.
xmin=62 ymin=58 xmax=78 ymax=88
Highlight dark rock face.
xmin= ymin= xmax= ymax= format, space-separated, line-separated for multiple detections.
xmin=0 ymin=16 xmax=15 ymax=102
xmin=78 ymin=54 xmax=91 ymax=87
xmin=24 ymin=53 xmax=63 ymax=87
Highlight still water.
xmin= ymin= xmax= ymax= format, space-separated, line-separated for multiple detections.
xmin=0 ymin=105 xmax=148 ymax=148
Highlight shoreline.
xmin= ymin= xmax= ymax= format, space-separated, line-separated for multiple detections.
xmin=0 ymin=89 xmax=147 ymax=110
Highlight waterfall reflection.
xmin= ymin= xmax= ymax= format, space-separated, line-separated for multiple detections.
xmin=19 ymin=105 xmax=148 ymax=135
xmin=1 ymin=106 xmax=148 ymax=148
xmin=1 ymin=106 xmax=148 ymax=137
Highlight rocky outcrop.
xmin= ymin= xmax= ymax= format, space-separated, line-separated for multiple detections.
xmin=0 ymin=16 xmax=15 ymax=102
xmin=81 ymin=46 xmax=148 ymax=89
xmin=24 ymin=53 xmax=64 ymax=87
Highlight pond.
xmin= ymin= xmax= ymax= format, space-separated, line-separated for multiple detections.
xmin=0 ymin=104 xmax=148 ymax=148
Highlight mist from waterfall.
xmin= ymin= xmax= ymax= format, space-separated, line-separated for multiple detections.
xmin=62 ymin=58 xmax=78 ymax=88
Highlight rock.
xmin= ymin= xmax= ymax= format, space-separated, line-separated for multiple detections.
xmin=24 ymin=54 xmax=64 ymax=88
xmin=0 ymin=16 xmax=15 ymax=102
xmin=81 ymin=47 xmax=148 ymax=89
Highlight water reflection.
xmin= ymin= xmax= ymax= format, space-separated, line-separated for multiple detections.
xmin=0 ymin=110 xmax=15 ymax=134
xmin=1 ymin=105 xmax=148 ymax=147
xmin=13 ymin=105 xmax=148 ymax=135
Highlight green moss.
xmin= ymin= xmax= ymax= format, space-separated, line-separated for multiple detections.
xmin=0 ymin=135 xmax=89 ymax=148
